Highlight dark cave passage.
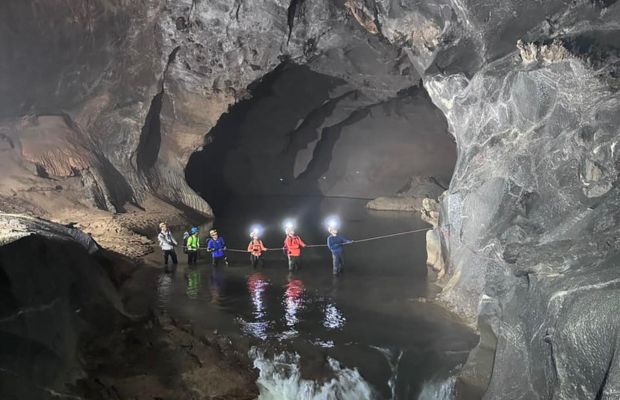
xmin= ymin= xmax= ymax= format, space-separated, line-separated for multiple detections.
xmin=185 ymin=62 xmax=342 ymax=214
xmin=185 ymin=63 xmax=457 ymax=215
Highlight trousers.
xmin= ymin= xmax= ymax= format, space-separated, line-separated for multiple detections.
xmin=250 ymin=254 xmax=264 ymax=268
xmin=164 ymin=249 xmax=178 ymax=265
xmin=212 ymin=255 xmax=227 ymax=267
xmin=332 ymin=252 xmax=344 ymax=275
xmin=288 ymin=256 xmax=301 ymax=271
xmin=187 ymin=250 xmax=198 ymax=264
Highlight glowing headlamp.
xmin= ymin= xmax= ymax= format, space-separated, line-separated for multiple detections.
xmin=283 ymin=218 xmax=296 ymax=232
xmin=325 ymin=215 xmax=340 ymax=231
xmin=250 ymin=224 xmax=264 ymax=238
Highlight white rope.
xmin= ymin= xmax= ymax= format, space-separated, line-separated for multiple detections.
xmin=345 ymin=228 xmax=429 ymax=244
xmin=181 ymin=228 xmax=429 ymax=253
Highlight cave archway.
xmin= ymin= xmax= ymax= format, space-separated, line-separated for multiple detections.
xmin=185 ymin=63 xmax=456 ymax=215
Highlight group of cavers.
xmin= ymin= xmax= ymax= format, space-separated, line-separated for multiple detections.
xmin=157 ymin=222 xmax=352 ymax=275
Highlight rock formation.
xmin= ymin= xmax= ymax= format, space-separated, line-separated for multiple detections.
xmin=0 ymin=214 xmax=259 ymax=399
xmin=186 ymin=73 xmax=456 ymax=210
xmin=0 ymin=214 xmax=124 ymax=398
xmin=356 ymin=0 xmax=620 ymax=398
xmin=1 ymin=0 xmax=456 ymax=233
xmin=366 ymin=176 xmax=447 ymax=212
xmin=1 ymin=0 xmax=620 ymax=399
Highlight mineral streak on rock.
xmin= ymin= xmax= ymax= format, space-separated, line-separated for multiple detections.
xmin=344 ymin=0 xmax=380 ymax=35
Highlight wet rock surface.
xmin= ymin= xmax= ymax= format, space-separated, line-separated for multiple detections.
xmin=0 ymin=215 xmax=258 ymax=400
xmin=0 ymin=214 xmax=126 ymax=399
xmin=77 ymin=313 xmax=258 ymax=400
xmin=366 ymin=176 xmax=447 ymax=211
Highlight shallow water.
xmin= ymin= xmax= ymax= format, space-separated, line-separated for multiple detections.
xmin=156 ymin=197 xmax=477 ymax=399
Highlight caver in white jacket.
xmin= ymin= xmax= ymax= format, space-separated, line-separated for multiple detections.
xmin=158 ymin=231 xmax=178 ymax=251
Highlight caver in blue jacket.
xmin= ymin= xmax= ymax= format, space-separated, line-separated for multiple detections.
xmin=327 ymin=233 xmax=352 ymax=275
xmin=207 ymin=237 xmax=227 ymax=258
xmin=327 ymin=234 xmax=350 ymax=254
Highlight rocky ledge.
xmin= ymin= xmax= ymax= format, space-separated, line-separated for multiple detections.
xmin=0 ymin=214 xmax=258 ymax=400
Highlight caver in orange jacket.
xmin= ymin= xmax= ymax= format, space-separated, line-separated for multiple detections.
xmin=284 ymin=235 xmax=306 ymax=257
xmin=247 ymin=239 xmax=267 ymax=257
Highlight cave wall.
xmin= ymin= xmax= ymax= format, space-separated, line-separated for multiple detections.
xmin=0 ymin=0 xmax=425 ymax=222
xmin=307 ymin=87 xmax=454 ymax=198
xmin=429 ymin=52 xmax=620 ymax=399
xmin=354 ymin=0 xmax=620 ymax=398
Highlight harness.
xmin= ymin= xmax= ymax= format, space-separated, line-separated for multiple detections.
xmin=162 ymin=232 xmax=174 ymax=245
xmin=285 ymin=235 xmax=304 ymax=256
xmin=287 ymin=236 xmax=301 ymax=249
xmin=249 ymin=240 xmax=264 ymax=256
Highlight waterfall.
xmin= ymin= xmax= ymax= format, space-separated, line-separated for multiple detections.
xmin=370 ymin=346 xmax=403 ymax=400
xmin=250 ymin=348 xmax=378 ymax=400
xmin=417 ymin=375 xmax=456 ymax=400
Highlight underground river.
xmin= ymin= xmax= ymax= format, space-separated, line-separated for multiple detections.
xmin=155 ymin=196 xmax=477 ymax=399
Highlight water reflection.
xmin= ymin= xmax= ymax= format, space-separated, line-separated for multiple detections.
xmin=209 ymin=266 xmax=225 ymax=305
xmin=313 ymin=339 xmax=335 ymax=348
xmin=282 ymin=274 xmax=305 ymax=338
xmin=156 ymin=272 xmax=174 ymax=309
xmin=157 ymin=197 xmax=474 ymax=398
xmin=185 ymin=268 xmax=202 ymax=299
xmin=247 ymin=272 xmax=268 ymax=319
xmin=323 ymin=303 xmax=346 ymax=330
xmin=243 ymin=272 xmax=270 ymax=340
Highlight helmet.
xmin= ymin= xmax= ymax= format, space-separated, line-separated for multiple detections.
xmin=190 ymin=226 xmax=199 ymax=234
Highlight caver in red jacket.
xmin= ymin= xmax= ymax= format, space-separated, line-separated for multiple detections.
xmin=284 ymin=234 xmax=306 ymax=257
xmin=247 ymin=239 xmax=267 ymax=257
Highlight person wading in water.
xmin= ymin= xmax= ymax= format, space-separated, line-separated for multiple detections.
xmin=186 ymin=227 xmax=200 ymax=265
xmin=247 ymin=229 xmax=267 ymax=268
xmin=284 ymin=226 xmax=306 ymax=272
xmin=158 ymin=222 xmax=178 ymax=271
xmin=207 ymin=229 xmax=228 ymax=267
xmin=327 ymin=225 xmax=352 ymax=276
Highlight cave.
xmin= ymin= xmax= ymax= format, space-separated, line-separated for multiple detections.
xmin=186 ymin=62 xmax=456 ymax=214
xmin=1 ymin=1 xmax=620 ymax=400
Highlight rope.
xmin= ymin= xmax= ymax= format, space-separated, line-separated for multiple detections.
xmin=181 ymin=228 xmax=429 ymax=254
xmin=345 ymin=228 xmax=428 ymax=244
